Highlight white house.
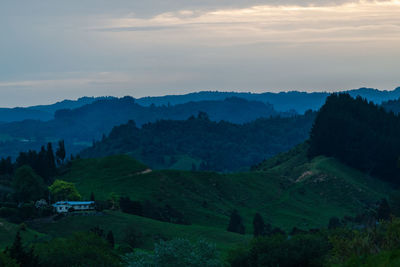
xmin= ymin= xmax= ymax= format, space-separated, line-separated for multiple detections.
xmin=52 ymin=201 xmax=95 ymax=213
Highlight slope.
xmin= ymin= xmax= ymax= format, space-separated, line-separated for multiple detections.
xmin=60 ymin=148 xmax=389 ymax=233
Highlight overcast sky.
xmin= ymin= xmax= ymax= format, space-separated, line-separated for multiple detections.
xmin=1 ymin=0 xmax=400 ymax=107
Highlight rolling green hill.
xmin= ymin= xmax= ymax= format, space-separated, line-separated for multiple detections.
xmin=25 ymin=146 xmax=390 ymax=253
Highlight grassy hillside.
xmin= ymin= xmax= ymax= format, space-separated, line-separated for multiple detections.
xmin=28 ymin=211 xmax=250 ymax=254
xmin=0 ymin=218 xmax=48 ymax=249
xmin=59 ymin=147 xmax=390 ymax=235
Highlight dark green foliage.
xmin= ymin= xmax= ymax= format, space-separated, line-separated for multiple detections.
xmin=125 ymin=238 xmax=223 ymax=267
xmin=0 ymin=252 xmax=18 ymax=267
xmin=7 ymin=231 xmax=38 ymax=267
xmin=35 ymin=232 xmax=121 ymax=267
xmin=253 ymin=213 xmax=266 ymax=237
xmin=55 ymin=140 xmax=66 ymax=165
xmin=15 ymin=143 xmax=58 ymax=184
xmin=82 ymin=111 xmax=316 ymax=171
xmin=309 ymin=93 xmax=400 ymax=183
xmin=228 ymin=233 xmax=330 ymax=267
xmin=227 ymin=210 xmax=245 ymax=234
xmin=12 ymin=166 xmax=46 ymax=203
xmin=0 ymin=157 xmax=13 ymax=177
xmin=328 ymin=217 xmax=400 ymax=265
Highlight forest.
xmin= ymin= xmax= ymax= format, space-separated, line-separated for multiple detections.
xmin=81 ymin=110 xmax=316 ymax=171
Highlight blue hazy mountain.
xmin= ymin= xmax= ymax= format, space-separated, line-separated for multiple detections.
xmin=136 ymin=87 xmax=400 ymax=114
xmin=0 ymin=87 xmax=399 ymax=122
xmin=0 ymin=97 xmax=113 ymax=122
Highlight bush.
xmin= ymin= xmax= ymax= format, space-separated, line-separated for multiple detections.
xmin=125 ymin=239 xmax=222 ymax=267
xmin=35 ymin=232 xmax=122 ymax=267
xmin=228 ymin=233 xmax=330 ymax=267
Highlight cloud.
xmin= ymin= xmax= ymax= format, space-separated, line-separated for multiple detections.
xmin=0 ymin=0 xmax=400 ymax=107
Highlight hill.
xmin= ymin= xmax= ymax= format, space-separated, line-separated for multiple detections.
xmin=35 ymin=149 xmax=389 ymax=237
xmin=80 ymin=111 xmax=316 ymax=172
xmin=0 ymin=97 xmax=298 ymax=162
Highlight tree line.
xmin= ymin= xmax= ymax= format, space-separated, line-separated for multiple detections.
xmin=309 ymin=93 xmax=400 ymax=184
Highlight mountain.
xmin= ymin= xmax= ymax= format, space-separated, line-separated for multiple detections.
xmin=136 ymin=87 xmax=400 ymax=114
xmin=1 ymin=87 xmax=399 ymax=123
xmin=0 ymin=97 xmax=112 ymax=122
xmin=0 ymin=107 xmax=53 ymax=122
xmin=80 ymin=111 xmax=316 ymax=172
xmin=0 ymin=97 xmax=294 ymax=161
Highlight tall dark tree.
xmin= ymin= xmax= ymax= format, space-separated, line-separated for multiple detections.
xmin=0 ymin=157 xmax=13 ymax=176
xmin=253 ymin=213 xmax=266 ymax=237
xmin=90 ymin=192 xmax=95 ymax=201
xmin=7 ymin=231 xmax=38 ymax=267
xmin=56 ymin=140 xmax=66 ymax=165
xmin=46 ymin=142 xmax=56 ymax=175
xmin=227 ymin=210 xmax=245 ymax=235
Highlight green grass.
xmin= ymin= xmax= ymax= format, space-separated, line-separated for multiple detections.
xmin=25 ymin=144 xmax=391 ymax=253
xmin=27 ymin=211 xmax=250 ymax=254
xmin=60 ymin=147 xmax=390 ymax=232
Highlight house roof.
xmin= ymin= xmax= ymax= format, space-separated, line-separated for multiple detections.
xmin=53 ymin=201 xmax=94 ymax=207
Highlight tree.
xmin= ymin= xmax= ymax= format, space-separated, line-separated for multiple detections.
xmin=108 ymin=192 xmax=120 ymax=210
xmin=227 ymin=210 xmax=245 ymax=234
xmin=49 ymin=180 xmax=81 ymax=202
xmin=12 ymin=166 xmax=46 ymax=203
xmin=56 ymin=140 xmax=66 ymax=165
xmin=253 ymin=213 xmax=266 ymax=237
xmin=7 ymin=231 xmax=38 ymax=267
xmin=46 ymin=142 xmax=57 ymax=176
xmin=106 ymin=230 xmax=115 ymax=248
xmin=90 ymin=192 xmax=95 ymax=201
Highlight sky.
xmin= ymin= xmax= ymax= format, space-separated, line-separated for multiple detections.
xmin=1 ymin=0 xmax=400 ymax=107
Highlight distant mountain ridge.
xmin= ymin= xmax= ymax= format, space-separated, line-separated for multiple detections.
xmin=0 ymin=97 xmax=113 ymax=122
xmin=136 ymin=87 xmax=400 ymax=114
xmin=0 ymin=87 xmax=399 ymax=122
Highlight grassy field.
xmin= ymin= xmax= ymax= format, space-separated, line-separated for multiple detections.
xmin=59 ymin=146 xmax=390 ymax=233
xmin=22 ymin=145 xmax=391 ymax=254
xmin=27 ymin=211 xmax=250 ymax=255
